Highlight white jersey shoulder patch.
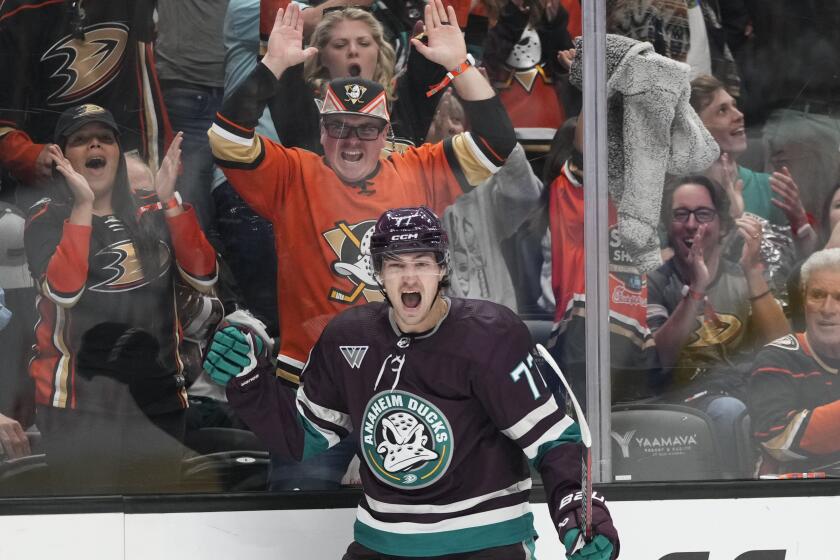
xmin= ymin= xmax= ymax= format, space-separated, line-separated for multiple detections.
xmin=767 ymin=334 xmax=800 ymax=351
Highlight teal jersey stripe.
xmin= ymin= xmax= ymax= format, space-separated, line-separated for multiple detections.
xmin=354 ymin=512 xmax=537 ymax=557
xmin=530 ymin=421 xmax=582 ymax=469
xmin=298 ymin=413 xmax=332 ymax=460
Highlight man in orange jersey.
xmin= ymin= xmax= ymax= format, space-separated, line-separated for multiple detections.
xmin=207 ymin=1 xmax=515 ymax=490
xmin=207 ymin=1 xmax=515 ymax=386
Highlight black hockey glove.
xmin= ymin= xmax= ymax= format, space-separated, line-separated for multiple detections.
xmin=556 ymin=490 xmax=620 ymax=560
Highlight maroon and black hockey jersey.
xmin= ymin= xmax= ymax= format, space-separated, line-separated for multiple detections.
xmin=227 ymin=297 xmax=585 ymax=556
xmin=25 ymin=199 xmax=216 ymax=415
xmin=0 ymin=0 xmax=169 ymax=184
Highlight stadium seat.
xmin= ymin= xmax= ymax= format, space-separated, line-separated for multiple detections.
xmin=734 ymin=411 xmax=759 ymax=478
xmin=181 ymin=450 xmax=270 ymax=492
xmin=610 ymin=403 xmax=725 ymax=481
xmin=0 ymin=454 xmax=49 ymax=496
xmin=184 ymin=427 xmax=267 ymax=455
xmin=523 ymin=319 xmax=554 ymax=346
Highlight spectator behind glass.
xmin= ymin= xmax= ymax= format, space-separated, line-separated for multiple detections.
xmin=125 ymin=154 xmax=249 ymax=439
xmin=481 ymin=0 xmax=576 ymax=161
xmin=690 ymin=74 xmax=818 ymax=260
xmin=154 ymin=0 xmax=230 ymax=229
xmin=647 ymin=175 xmax=790 ymax=477
xmin=0 ymin=203 xmax=34 ymax=461
xmin=211 ymin=0 xmax=282 ymax=339
xmin=749 ymin=248 xmax=840 ymax=477
xmin=270 ymin=5 xmax=396 ymax=153
xmin=0 ymin=1 xmax=167 ymax=207
xmin=206 ymin=2 xmax=516 ymax=488
xmin=742 ymin=3 xmax=840 ymax=218
xmin=544 ymin=115 xmax=660 ymax=406
xmin=270 ymin=4 xmax=447 ymax=152
xmin=24 ymin=105 xmax=217 ymax=494
xmin=427 ymin=89 xmax=544 ymax=311
xmin=786 ymin=184 xmax=840 ymax=332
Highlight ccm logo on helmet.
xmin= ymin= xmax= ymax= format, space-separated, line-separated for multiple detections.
xmin=391 ymin=233 xmax=419 ymax=241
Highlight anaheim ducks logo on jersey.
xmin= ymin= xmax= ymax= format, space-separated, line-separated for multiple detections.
xmin=41 ymin=23 xmax=129 ymax=106
xmin=362 ymin=390 xmax=453 ymax=489
xmin=90 ymin=239 xmax=170 ymax=292
xmin=323 ymin=219 xmax=385 ymax=304
xmin=685 ymin=312 xmax=743 ymax=348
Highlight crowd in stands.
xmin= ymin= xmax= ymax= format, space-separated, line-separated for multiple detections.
xmin=0 ymin=0 xmax=838 ymax=493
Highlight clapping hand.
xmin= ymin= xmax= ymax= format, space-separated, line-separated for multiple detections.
xmin=155 ymin=131 xmax=183 ymax=204
xmin=49 ymin=144 xmax=94 ymax=206
xmin=769 ymin=166 xmax=808 ymax=231
xmin=737 ymin=214 xmax=764 ymax=272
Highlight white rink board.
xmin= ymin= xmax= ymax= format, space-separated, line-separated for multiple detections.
xmin=3 ymin=496 xmax=833 ymax=559
xmin=0 ymin=513 xmax=124 ymax=559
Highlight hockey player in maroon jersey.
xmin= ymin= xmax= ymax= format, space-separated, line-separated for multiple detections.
xmin=24 ymin=104 xmax=217 ymax=493
xmin=205 ymin=206 xmax=619 ymax=559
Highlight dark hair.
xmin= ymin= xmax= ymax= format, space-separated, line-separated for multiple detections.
xmin=689 ymin=74 xmax=726 ymax=114
xmin=662 ymin=174 xmax=734 ymax=236
xmin=818 ymin=183 xmax=840 ymax=245
xmin=52 ymin=138 xmax=168 ymax=278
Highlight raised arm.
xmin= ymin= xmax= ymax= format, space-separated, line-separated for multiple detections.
xmin=155 ymin=133 xmax=218 ymax=292
xmin=23 ymin=148 xmax=95 ymax=308
xmin=410 ymin=0 xmax=495 ymax=101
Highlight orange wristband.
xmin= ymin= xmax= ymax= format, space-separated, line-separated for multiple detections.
xmin=426 ymin=54 xmax=476 ymax=97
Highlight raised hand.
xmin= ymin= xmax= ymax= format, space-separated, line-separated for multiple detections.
xmin=262 ymin=3 xmax=318 ymax=79
xmin=155 ymin=131 xmax=182 ymax=203
xmin=686 ymin=224 xmax=712 ymax=293
xmin=49 ymin=144 xmax=94 ymax=206
xmin=709 ymin=153 xmax=744 ymax=218
xmin=737 ymin=214 xmax=764 ymax=272
xmin=410 ymin=0 xmax=468 ymax=71
xmin=770 ymin=166 xmax=808 ymax=230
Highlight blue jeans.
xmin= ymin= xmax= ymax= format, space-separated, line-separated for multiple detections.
xmin=268 ymin=434 xmax=357 ymax=491
xmin=163 ymin=84 xmax=223 ymax=230
xmin=703 ymin=395 xmax=747 ymax=478
xmin=212 ymin=182 xmax=279 ymax=337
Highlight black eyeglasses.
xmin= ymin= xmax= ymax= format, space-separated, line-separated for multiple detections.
xmin=323 ymin=120 xmax=385 ymax=141
xmin=671 ymin=207 xmax=718 ymax=223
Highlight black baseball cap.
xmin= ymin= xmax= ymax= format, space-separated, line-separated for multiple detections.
xmin=54 ymin=104 xmax=120 ymax=144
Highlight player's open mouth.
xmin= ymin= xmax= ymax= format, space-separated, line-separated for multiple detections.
xmin=683 ymin=237 xmax=694 ymax=248
xmin=86 ymin=156 xmax=107 ymax=169
xmin=401 ymin=292 xmax=421 ymax=309
xmin=348 ymin=63 xmax=361 ymax=77
xmin=341 ymin=151 xmax=364 ymax=163
xmin=731 ymin=127 xmax=745 ymax=137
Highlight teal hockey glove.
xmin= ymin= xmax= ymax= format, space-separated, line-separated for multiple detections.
xmin=563 ymin=532 xmax=614 ymax=560
xmin=205 ymin=324 xmax=268 ymax=386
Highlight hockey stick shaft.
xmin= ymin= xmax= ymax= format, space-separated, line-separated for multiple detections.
xmin=535 ymin=344 xmax=593 ymax=543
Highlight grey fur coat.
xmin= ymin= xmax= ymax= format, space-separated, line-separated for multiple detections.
xmin=570 ymin=34 xmax=719 ymax=273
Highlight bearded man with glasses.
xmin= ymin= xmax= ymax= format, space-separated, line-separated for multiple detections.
xmin=645 ymin=175 xmax=790 ymax=478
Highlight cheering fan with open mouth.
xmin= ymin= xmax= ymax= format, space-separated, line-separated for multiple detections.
xmin=24 ymin=104 xmax=217 ymax=494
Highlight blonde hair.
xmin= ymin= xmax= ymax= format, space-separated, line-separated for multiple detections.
xmin=304 ymin=8 xmax=396 ymax=98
